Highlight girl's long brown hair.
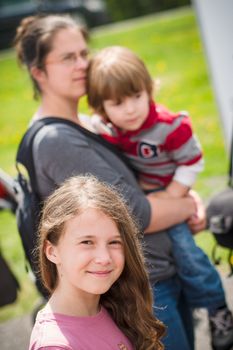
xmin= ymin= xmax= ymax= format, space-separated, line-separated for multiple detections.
xmin=38 ymin=175 xmax=165 ymax=349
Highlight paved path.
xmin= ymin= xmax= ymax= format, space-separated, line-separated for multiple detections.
xmin=0 ymin=268 xmax=232 ymax=350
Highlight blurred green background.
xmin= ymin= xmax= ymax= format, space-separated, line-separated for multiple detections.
xmin=0 ymin=6 xmax=230 ymax=321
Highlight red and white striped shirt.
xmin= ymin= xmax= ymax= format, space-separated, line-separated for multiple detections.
xmin=94 ymin=101 xmax=204 ymax=188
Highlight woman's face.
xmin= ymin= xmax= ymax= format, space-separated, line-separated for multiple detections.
xmin=38 ymin=27 xmax=89 ymax=101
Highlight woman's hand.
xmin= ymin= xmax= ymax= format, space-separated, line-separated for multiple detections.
xmin=187 ymin=190 xmax=207 ymax=234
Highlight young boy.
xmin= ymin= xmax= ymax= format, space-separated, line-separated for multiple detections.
xmin=87 ymin=46 xmax=233 ymax=350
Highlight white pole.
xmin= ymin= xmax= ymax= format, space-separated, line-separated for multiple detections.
xmin=192 ymin=0 xmax=233 ymax=153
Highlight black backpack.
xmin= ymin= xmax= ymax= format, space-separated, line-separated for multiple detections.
xmin=206 ymin=134 xmax=233 ymax=275
xmin=0 ymin=172 xmax=20 ymax=306
xmin=0 ymin=249 xmax=20 ymax=307
xmin=15 ymin=118 xmax=60 ymax=297
xmin=16 ymin=117 xmax=129 ymax=296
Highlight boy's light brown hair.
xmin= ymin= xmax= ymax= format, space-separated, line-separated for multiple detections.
xmin=87 ymin=46 xmax=154 ymax=118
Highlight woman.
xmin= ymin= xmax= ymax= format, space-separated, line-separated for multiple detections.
xmin=15 ymin=14 xmax=206 ymax=350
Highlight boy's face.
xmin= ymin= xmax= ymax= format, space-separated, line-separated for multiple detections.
xmin=103 ymin=90 xmax=150 ymax=131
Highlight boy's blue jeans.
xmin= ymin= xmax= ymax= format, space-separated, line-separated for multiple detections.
xmin=153 ymin=275 xmax=195 ymax=350
xmin=168 ymin=222 xmax=226 ymax=310
xmin=152 ymin=223 xmax=226 ymax=350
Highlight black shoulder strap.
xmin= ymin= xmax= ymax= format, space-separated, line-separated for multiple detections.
xmin=16 ymin=118 xmax=61 ymax=194
xmin=16 ymin=117 xmax=131 ymax=193
xmin=16 ymin=118 xmax=51 ymax=194
xmin=34 ymin=117 xmax=130 ymax=164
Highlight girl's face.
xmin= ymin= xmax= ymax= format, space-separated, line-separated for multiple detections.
xmin=46 ymin=208 xmax=125 ymax=298
xmin=37 ymin=27 xmax=89 ymax=101
xmin=103 ymin=90 xmax=150 ymax=131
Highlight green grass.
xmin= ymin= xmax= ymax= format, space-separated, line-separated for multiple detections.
xmin=0 ymin=6 xmax=230 ymax=321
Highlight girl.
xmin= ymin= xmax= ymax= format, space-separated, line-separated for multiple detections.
xmin=29 ymin=175 xmax=165 ymax=350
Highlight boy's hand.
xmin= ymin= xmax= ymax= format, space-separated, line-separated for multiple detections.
xmin=91 ymin=114 xmax=113 ymax=135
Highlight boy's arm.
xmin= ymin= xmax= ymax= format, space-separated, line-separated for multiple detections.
xmin=150 ymin=158 xmax=204 ymax=199
xmin=165 ymin=179 xmax=189 ymax=197
xmin=157 ymin=112 xmax=204 ymax=198
xmin=165 ymin=158 xmax=205 ymax=198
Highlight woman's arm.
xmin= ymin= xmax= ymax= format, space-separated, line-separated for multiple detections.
xmin=146 ymin=189 xmax=207 ymax=233
xmin=145 ymin=194 xmax=197 ymax=233
xmin=35 ymin=124 xmax=205 ymax=234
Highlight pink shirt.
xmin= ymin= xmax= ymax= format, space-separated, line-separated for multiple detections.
xmin=29 ymin=306 xmax=134 ymax=350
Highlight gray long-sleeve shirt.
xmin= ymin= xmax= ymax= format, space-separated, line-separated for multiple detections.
xmin=32 ymin=121 xmax=176 ymax=284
